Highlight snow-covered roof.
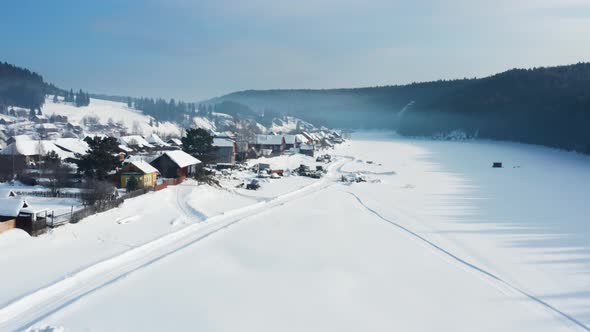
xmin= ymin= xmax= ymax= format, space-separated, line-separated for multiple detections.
xmin=162 ymin=150 xmax=201 ymax=168
xmin=167 ymin=138 xmax=182 ymax=146
xmin=0 ymin=189 xmax=17 ymax=198
xmin=9 ymin=135 xmax=34 ymax=143
xmin=0 ymin=198 xmax=26 ymax=217
xmin=296 ymin=134 xmax=309 ymax=144
xmin=255 ymin=135 xmax=284 ymax=145
xmin=213 ymin=131 xmax=236 ymax=139
xmin=118 ymin=135 xmax=154 ymax=148
xmin=283 ymin=135 xmax=297 ymax=145
xmin=54 ymin=138 xmax=89 ymax=155
xmin=35 ymin=123 xmax=58 ymax=130
xmin=145 ymin=133 xmax=168 ymax=146
xmin=0 ymin=114 xmax=16 ymax=122
xmin=213 ymin=138 xmax=235 ymax=148
xmin=118 ymin=144 xmax=134 ymax=153
xmin=130 ymin=160 xmax=159 ymax=174
xmin=0 ymin=140 xmax=75 ymax=159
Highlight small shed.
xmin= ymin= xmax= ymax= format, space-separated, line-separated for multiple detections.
xmin=0 ymin=197 xmax=28 ymax=234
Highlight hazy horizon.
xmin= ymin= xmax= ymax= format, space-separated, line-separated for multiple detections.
xmin=2 ymin=0 xmax=590 ymax=101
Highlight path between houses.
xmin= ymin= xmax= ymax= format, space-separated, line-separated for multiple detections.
xmin=0 ymin=156 xmax=352 ymax=332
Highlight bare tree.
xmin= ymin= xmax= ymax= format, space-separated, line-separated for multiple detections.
xmin=132 ymin=121 xmax=142 ymax=135
xmin=81 ymin=179 xmax=116 ymax=207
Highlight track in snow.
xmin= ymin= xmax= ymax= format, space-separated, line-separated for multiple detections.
xmin=175 ymin=183 xmax=208 ymax=222
xmin=344 ymin=190 xmax=589 ymax=332
xmin=0 ymin=157 xmax=351 ymax=332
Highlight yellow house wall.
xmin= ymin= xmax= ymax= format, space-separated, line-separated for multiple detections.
xmin=121 ymin=172 xmax=157 ymax=189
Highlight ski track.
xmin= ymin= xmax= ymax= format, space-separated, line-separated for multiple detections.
xmin=175 ymin=184 xmax=208 ymax=222
xmin=343 ymin=190 xmax=589 ymax=332
xmin=0 ymin=157 xmax=351 ymax=332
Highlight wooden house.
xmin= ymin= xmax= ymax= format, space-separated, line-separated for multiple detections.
xmin=118 ymin=160 xmax=159 ymax=189
xmin=251 ymin=135 xmax=286 ymax=156
xmin=283 ymin=135 xmax=299 ymax=150
xmin=212 ymin=137 xmax=236 ymax=164
xmin=150 ymin=150 xmax=201 ymax=180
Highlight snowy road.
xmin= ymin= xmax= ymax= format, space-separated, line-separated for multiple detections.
xmin=3 ymin=132 xmax=590 ymax=331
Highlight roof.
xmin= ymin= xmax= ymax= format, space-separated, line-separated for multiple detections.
xmin=161 ymin=150 xmax=201 ymax=168
xmin=283 ymin=135 xmax=297 ymax=145
xmin=118 ymin=144 xmax=134 ymax=153
xmin=129 ymin=160 xmax=159 ymax=174
xmin=35 ymin=123 xmax=57 ymax=130
xmin=213 ymin=137 xmax=235 ymax=148
xmin=0 ymin=198 xmax=26 ymax=217
xmin=145 ymin=133 xmax=169 ymax=146
xmin=0 ymin=114 xmax=16 ymax=123
xmin=295 ymin=134 xmax=309 ymax=144
xmin=254 ymin=135 xmax=284 ymax=145
xmin=118 ymin=136 xmax=154 ymax=149
xmin=0 ymin=189 xmax=17 ymax=198
xmin=167 ymin=138 xmax=182 ymax=146
xmin=0 ymin=140 xmax=75 ymax=159
xmin=54 ymin=138 xmax=89 ymax=155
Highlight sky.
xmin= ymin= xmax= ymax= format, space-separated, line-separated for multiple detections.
xmin=1 ymin=0 xmax=590 ymax=101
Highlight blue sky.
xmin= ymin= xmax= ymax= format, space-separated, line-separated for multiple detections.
xmin=1 ymin=0 xmax=589 ymax=101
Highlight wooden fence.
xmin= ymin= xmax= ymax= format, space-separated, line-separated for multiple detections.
xmin=13 ymin=190 xmax=84 ymax=199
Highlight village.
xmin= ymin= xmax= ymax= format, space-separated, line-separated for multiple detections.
xmin=0 ymin=102 xmax=347 ymax=237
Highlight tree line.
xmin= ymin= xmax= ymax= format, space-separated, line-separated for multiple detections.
xmin=59 ymin=88 xmax=90 ymax=107
xmin=132 ymin=97 xmax=197 ymax=123
xmin=0 ymin=61 xmax=53 ymax=111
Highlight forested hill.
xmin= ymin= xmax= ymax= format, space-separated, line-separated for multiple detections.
xmin=0 ymin=62 xmax=59 ymax=111
xmin=208 ymin=63 xmax=590 ymax=153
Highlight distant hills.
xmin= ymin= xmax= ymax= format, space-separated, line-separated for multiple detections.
xmin=3 ymin=60 xmax=590 ymax=153
xmin=209 ymin=63 xmax=590 ymax=153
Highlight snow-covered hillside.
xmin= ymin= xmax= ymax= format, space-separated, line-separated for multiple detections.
xmin=42 ymin=97 xmax=182 ymax=137
xmin=1 ymin=133 xmax=590 ymax=331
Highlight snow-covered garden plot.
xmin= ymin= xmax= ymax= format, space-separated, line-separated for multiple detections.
xmin=0 ymin=182 xmax=83 ymax=216
xmin=2 ymin=132 xmax=590 ymax=331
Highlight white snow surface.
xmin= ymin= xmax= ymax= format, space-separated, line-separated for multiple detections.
xmin=192 ymin=116 xmax=216 ymax=131
xmin=0 ymin=138 xmax=75 ymax=159
xmin=41 ymin=97 xmax=182 ymax=137
xmin=0 ymin=197 xmax=25 ymax=217
xmin=161 ymin=150 xmax=201 ymax=168
xmin=1 ymin=132 xmax=590 ymax=331
xmin=128 ymin=160 xmax=159 ymax=174
xmin=53 ymin=138 xmax=89 ymax=155
xmin=212 ymin=137 xmax=234 ymax=148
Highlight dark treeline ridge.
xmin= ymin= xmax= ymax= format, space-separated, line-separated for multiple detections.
xmin=0 ymin=61 xmax=94 ymax=111
xmin=0 ymin=62 xmax=59 ymax=111
xmin=132 ymin=97 xmax=198 ymax=123
xmin=210 ymin=63 xmax=590 ymax=153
